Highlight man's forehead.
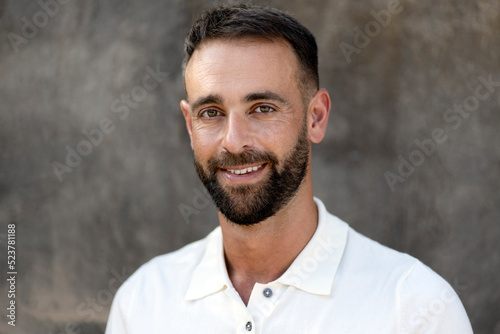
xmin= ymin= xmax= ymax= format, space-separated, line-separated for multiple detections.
xmin=185 ymin=37 xmax=297 ymax=78
xmin=184 ymin=37 xmax=300 ymax=103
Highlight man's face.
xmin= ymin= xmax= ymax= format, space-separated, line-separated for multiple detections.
xmin=181 ymin=38 xmax=311 ymax=226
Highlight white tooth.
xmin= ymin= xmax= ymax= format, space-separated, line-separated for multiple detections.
xmin=228 ymin=165 xmax=263 ymax=174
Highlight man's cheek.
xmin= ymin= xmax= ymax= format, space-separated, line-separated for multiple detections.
xmin=191 ymin=137 xmax=208 ymax=155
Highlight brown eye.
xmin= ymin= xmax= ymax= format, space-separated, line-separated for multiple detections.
xmin=255 ymin=105 xmax=275 ymax=113
xmin=202 ymin=109 xmax=220 ymax=117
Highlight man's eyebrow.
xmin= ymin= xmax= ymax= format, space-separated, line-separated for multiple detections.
xmin=243 ymin=91 xmax=289 ymax=105
xmin=190 ymin=91 xmax=288 ymax=111
xmin=190 ymin=94 xmax=224 ymax=111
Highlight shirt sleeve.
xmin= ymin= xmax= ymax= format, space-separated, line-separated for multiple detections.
xmin=105 ymin=277 xmax=137 ymax=334
xmin=398 ymin=261 xmax=473 ymax=334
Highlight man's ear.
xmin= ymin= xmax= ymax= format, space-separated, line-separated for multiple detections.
xmin=180 ymin=100 xmax=193 ymax=149
xmin=307 ymin=89 xmax=331 ymax=144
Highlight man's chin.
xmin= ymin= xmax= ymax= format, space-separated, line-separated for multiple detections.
xmin=218 ymin=187 xmax=264 ymax=209
xmin=214 ymin=190 xmax=271 ymax=226
xmin=221 ymin=208 xmax=268 ymax=226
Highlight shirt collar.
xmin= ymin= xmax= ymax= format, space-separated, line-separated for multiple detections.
xmin=278 ymin=197 xmax=348 ymax=295
xmin=184 ymin=197 xmax=349 ymax=300
xmin=184 ymin=227 xmax=229 ymax=301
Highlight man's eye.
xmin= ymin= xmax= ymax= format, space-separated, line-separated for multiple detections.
xmin=201 ymin=109 xmax=220 ymax=118
xmin=254 ymin=105 xmax=275 ymax=113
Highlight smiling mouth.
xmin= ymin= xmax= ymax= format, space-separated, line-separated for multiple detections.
xmin=221 ymin=164 xmax=266 ymax=175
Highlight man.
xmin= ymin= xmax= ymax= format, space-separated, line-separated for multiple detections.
xmin=106 ymin=5 xmax=472 ymax=333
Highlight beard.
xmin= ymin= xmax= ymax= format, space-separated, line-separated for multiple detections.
xmin=194 ymin=120 xmax=309 ymax=226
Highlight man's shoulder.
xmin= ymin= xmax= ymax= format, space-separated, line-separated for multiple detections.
xmin=342 ymin=225 xmax=472 ymax=332
xmin=117 ymin=227 xmax=219 ymax=296
xmin=337 ymin=227 xmax=472 ymax=334
xmin=344 ymin=226 xmax=442 ymax=286
xmin=345 ymin=226 xmax=417 ymax=269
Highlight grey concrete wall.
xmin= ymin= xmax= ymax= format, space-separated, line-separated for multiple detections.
xmin=0 ymin=0 xmax=498 ymax=333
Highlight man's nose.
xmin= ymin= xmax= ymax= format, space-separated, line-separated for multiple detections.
xmin=221 ymin=113 xmax=254 ymax=154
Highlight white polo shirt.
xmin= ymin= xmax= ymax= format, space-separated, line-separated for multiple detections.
xmin=106 ymin=198 xmax=472 ymax=334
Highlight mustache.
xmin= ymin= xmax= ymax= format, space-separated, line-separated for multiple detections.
xmin=206 ymin=149 xmax=279 ymax=173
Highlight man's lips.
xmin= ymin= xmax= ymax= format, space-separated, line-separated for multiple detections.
xmin=218 ymin=163 xmax=268 ymax=184
xmin=220 ymin=163 xmax=266 ymax=175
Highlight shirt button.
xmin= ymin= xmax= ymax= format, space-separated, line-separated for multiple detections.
xmin=263 ymin=288 xmax=273 ymax=298
xmin=245 ymin=321 xmax=252 ymax=331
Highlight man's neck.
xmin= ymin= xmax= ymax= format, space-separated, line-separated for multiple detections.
xmin=219 ymin=184 xmax=318 ymax=305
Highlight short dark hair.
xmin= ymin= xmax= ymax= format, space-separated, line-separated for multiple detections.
xmin=183 ymin=4 xmax=319 ymax=95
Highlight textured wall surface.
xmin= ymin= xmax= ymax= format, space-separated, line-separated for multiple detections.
xmin=0 ymin=0 xmax=499 ymax=333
